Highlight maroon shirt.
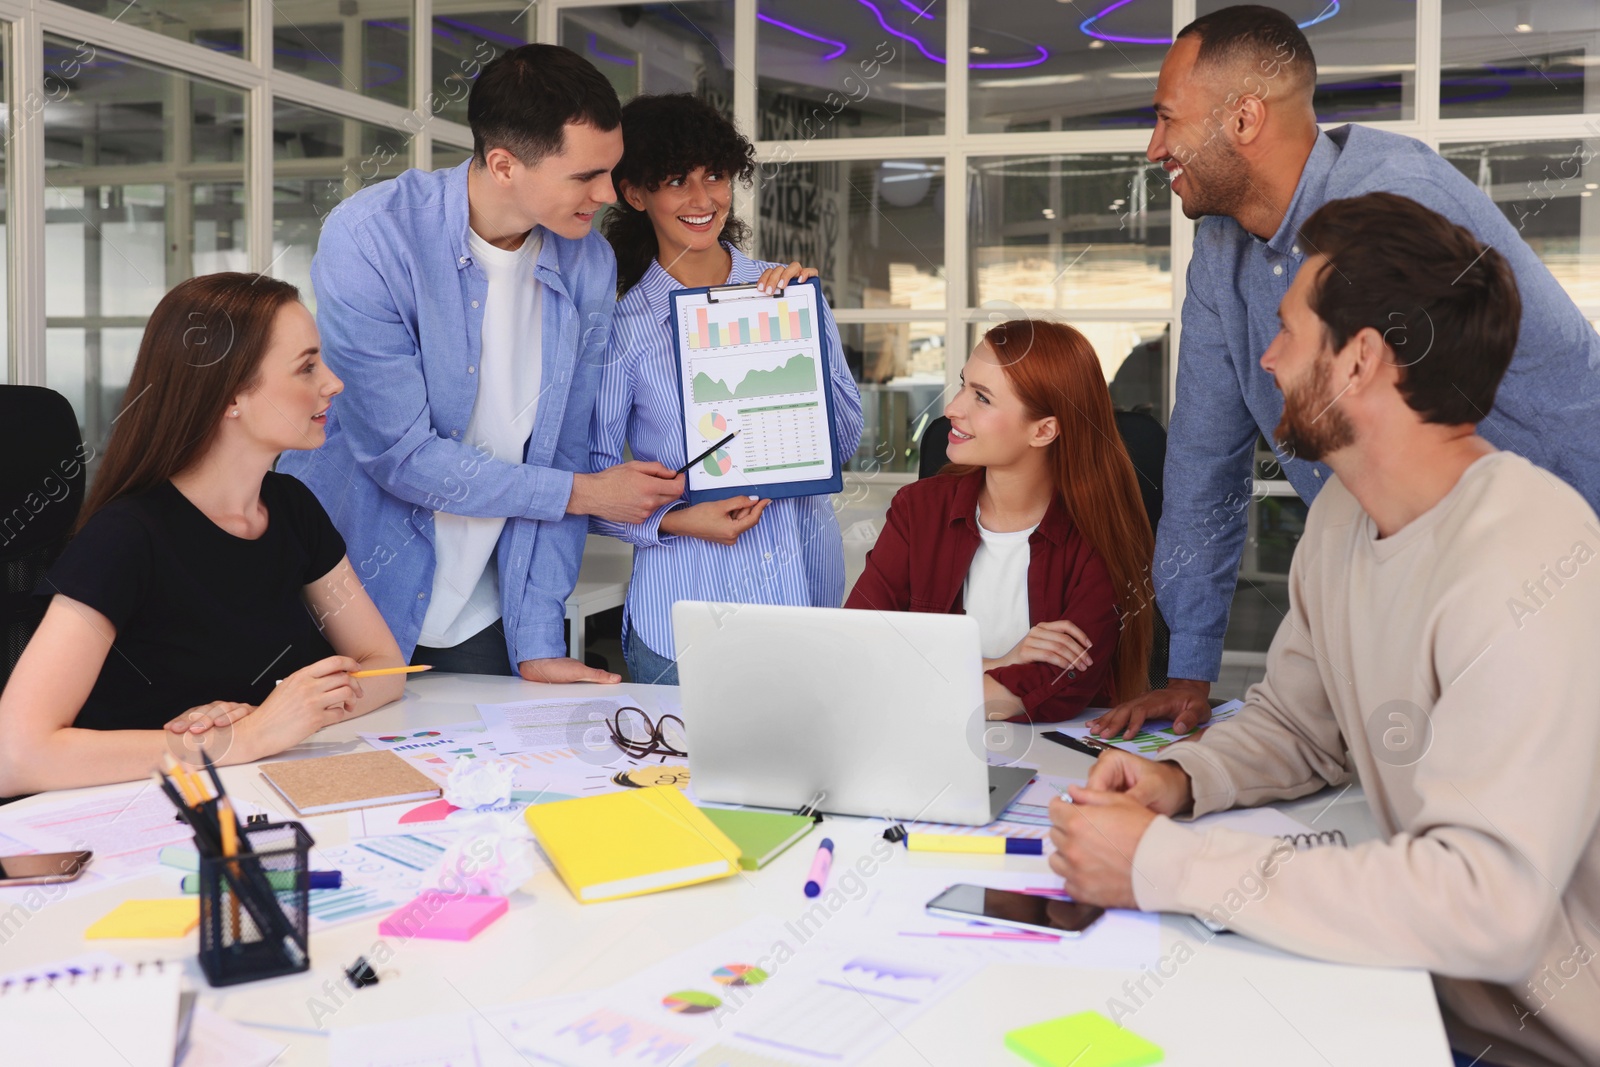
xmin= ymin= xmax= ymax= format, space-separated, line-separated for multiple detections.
xmin=844 ymin=468 xmax=1121 ymax=722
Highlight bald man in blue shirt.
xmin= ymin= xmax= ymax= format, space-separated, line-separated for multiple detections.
xmin=1094 ymin=5 xmax=1600 ymax=739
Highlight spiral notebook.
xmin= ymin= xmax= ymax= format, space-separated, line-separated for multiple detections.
xmin=0 ymin=958 xmax=184 ymax=1067
xmin=1280 ymin=830 xmax=1346 ymax=849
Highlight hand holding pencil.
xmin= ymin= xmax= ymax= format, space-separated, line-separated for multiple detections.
xmin=228 ymin=656 xmax=369 ymax=762
xmin=165 ymin=660 xmax=428 ymax=753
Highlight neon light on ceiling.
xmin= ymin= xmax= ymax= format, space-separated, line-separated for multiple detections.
xmin=1080 ymin=0 xmax=1340 ymax=46
xmin=757 ymin=13 xmax=849 ymax=60
xmin=765 ymin=1 xmax=1049 ymax=69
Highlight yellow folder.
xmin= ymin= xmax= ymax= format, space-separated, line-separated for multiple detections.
xmin=523 ymin=784 xmax=740 ymax=903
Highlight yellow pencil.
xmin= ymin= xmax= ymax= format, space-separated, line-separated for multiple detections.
xmin=164 ymin=755 xmax=205 ymax=806
xmin=218 ymin=797 xmax=241 ymax=942
xmin=350 ymin=665 xmax=434 ymax=679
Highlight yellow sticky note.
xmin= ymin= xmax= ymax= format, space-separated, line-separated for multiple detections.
xmin=85 ymin=898 xmax=200 ymax=939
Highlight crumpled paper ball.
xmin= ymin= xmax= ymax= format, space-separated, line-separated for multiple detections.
xmin=442 ymin=755 xmax=514 ymax=811
xmin=425 ymin=810 xmax=541 ymax=897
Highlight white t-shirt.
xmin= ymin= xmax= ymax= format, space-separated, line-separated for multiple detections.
xmin=417 ymin=227 xmax=544 ymax=648
xmin=962 ymin=505 xmax=1037 ymax=660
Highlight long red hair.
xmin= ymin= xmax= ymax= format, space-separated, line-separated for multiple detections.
xmin=947 ymin=320 xmax=1153 ymax=702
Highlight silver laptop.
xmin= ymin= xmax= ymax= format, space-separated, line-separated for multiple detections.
xmin=671 ymin=602 xmax=1034 ymax=826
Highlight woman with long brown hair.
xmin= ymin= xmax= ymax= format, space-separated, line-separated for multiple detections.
xmin=0 ymin=273 xmax=406 ymax=794
xmin=846 ymin=320 xmax=1153 ymax=722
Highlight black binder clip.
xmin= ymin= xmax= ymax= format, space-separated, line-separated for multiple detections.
xmin=794 ymin=794 xmax=826 ymax=823
xmin=344 ymin=956 xmax=380 ymax=988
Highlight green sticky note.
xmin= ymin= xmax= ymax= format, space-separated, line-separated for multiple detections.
xmin=1004 ymin=1011 xmax=1163 ymax=1067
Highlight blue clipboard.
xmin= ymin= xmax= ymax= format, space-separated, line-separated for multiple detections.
xmin=669 ymin=277 xmax=845 ymax=505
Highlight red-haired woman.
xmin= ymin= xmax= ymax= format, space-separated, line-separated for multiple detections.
xmin=845 ymin=320 xmax=1152 ymax=723
xmin=0 ymin=273 xmax=407 ymax=795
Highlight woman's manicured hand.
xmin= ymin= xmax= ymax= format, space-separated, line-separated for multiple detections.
xmin=660 ymin=496 xmax=771 ymax=546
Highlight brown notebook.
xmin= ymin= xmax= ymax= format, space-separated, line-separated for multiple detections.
xmin=259 ymin=750 xmax=441 ymax=815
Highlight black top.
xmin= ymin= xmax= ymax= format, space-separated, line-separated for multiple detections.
xmin=37 ymin=472 xmax=346 ymax=731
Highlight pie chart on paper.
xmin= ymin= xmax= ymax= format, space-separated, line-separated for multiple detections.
xmin=662 ymin=990 xmax=721 ymax=1014
xmin=702 ymin=449 xmax=733 ymax=477
xmin=712 ymin=964 xmax=769 ymax=987
xmin=698 ymin=411 xmax=728 ymax=439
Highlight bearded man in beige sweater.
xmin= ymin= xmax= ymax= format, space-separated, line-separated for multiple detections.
xmin=1049 ymin=191 xmax=1600 ymax=1067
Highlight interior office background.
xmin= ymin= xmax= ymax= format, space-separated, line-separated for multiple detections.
xmin=2 ymin=0 xmax=1596 ymax=695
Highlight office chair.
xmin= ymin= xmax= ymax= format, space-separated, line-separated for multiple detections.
xmin=916 ymin=411 xmax=1171 ymax=692
xmin=1 ymin=386 xmax=86 ymax=691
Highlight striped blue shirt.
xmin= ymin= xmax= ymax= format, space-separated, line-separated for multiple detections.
xmin=590 ymin=246 xmax=864 ymax=659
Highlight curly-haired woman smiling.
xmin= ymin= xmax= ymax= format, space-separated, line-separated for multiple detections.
xmin=592 ymin=94 xmax=863 ymax=685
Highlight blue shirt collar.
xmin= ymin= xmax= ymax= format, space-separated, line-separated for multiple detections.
xmin=1266 ymin=130 xmax=1341 ymax=256
xmin=637 ymin=244 xmax=764 ymax=324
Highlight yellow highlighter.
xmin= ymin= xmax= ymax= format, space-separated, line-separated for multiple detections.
xmin=905 ymin=833 xmax=1044 ymax=856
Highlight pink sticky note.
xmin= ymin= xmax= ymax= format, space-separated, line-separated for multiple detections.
xmin=378 ymin=893 xmax=508 ymax=941
xmin=399 ymin=798 xmax=459 ymax=824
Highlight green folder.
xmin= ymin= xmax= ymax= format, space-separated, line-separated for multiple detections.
xmin=695 ymin=807 xmax=816 ymax=871
xmin=1004 ymin=1011 xmax=1163 ymax=1067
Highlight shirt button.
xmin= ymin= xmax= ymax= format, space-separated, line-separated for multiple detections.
xmin=468 ymin=365 xmax=476 ymax=374
xmin=1067 ymin=669 xmax=1078 ymax=680
xmin=417 ymin=592 xmax=426 ymax=599
xmin=451 ymin=430 xmax=460 ymax=437
xmin=1273 ymin=264 xmax=1284 ymax=276
xmin=471 ymin=300 xmax=480 ymax=308
xmin=1314 ymin=469 xmax=1322 ymax=479
xmin=763 ymin=552 xmax=773 ymax=561
xmin=1292 ymin=245 xmax=1301 ymax=255
xmin=459 ymin=256 xmax=468 ymax=264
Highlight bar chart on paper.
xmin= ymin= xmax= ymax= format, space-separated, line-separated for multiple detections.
xmin=686 ymin=299 xmax=813 ymax=351
xmin=724 ymin=953 xmax=971 ymax=1062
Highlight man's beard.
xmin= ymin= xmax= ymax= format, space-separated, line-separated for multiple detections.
xmin=1274 ymin=353 xmax=1355 ymax=463
xmin=1174 ymin=137 xmax=1253 ymax=221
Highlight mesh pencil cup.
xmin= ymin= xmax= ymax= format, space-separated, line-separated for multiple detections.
xmin=196 ymin=820 xmax=312 ymax=986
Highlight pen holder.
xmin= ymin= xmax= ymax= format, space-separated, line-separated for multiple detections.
xmin=196 ymin=820 xmax=313 ymax=987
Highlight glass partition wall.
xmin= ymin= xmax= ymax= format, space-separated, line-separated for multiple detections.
xmin=4 ymin=0 xmax=1597 ymax=689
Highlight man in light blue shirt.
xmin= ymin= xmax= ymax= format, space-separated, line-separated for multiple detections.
xmin=1096 ymin=6 xmax=1600 ymax=736
xmin=279 ymin=45 xmax=683 ymax=682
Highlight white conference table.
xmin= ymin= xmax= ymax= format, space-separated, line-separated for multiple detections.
xmin=0 ymin=674 xmax=1453 ymax=1065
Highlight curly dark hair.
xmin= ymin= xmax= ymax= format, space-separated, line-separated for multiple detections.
xmin=603 ymin=94 xmax=757 ymax=297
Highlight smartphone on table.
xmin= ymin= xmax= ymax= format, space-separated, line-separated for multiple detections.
xmin=0 ymin=851 xmax=93 ymax=886
xmin=926 ymin=883 xmax=1104 ymax=937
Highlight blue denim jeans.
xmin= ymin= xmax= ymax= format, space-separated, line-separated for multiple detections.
xmin=624 ymin=631 xmax=679 ymax=686
xmin=411 ymin=622 xmax=516 ymax=677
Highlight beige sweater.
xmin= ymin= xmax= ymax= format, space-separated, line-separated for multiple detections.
xmin=1137 ymin=453 xmax=1600 ymax=1067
